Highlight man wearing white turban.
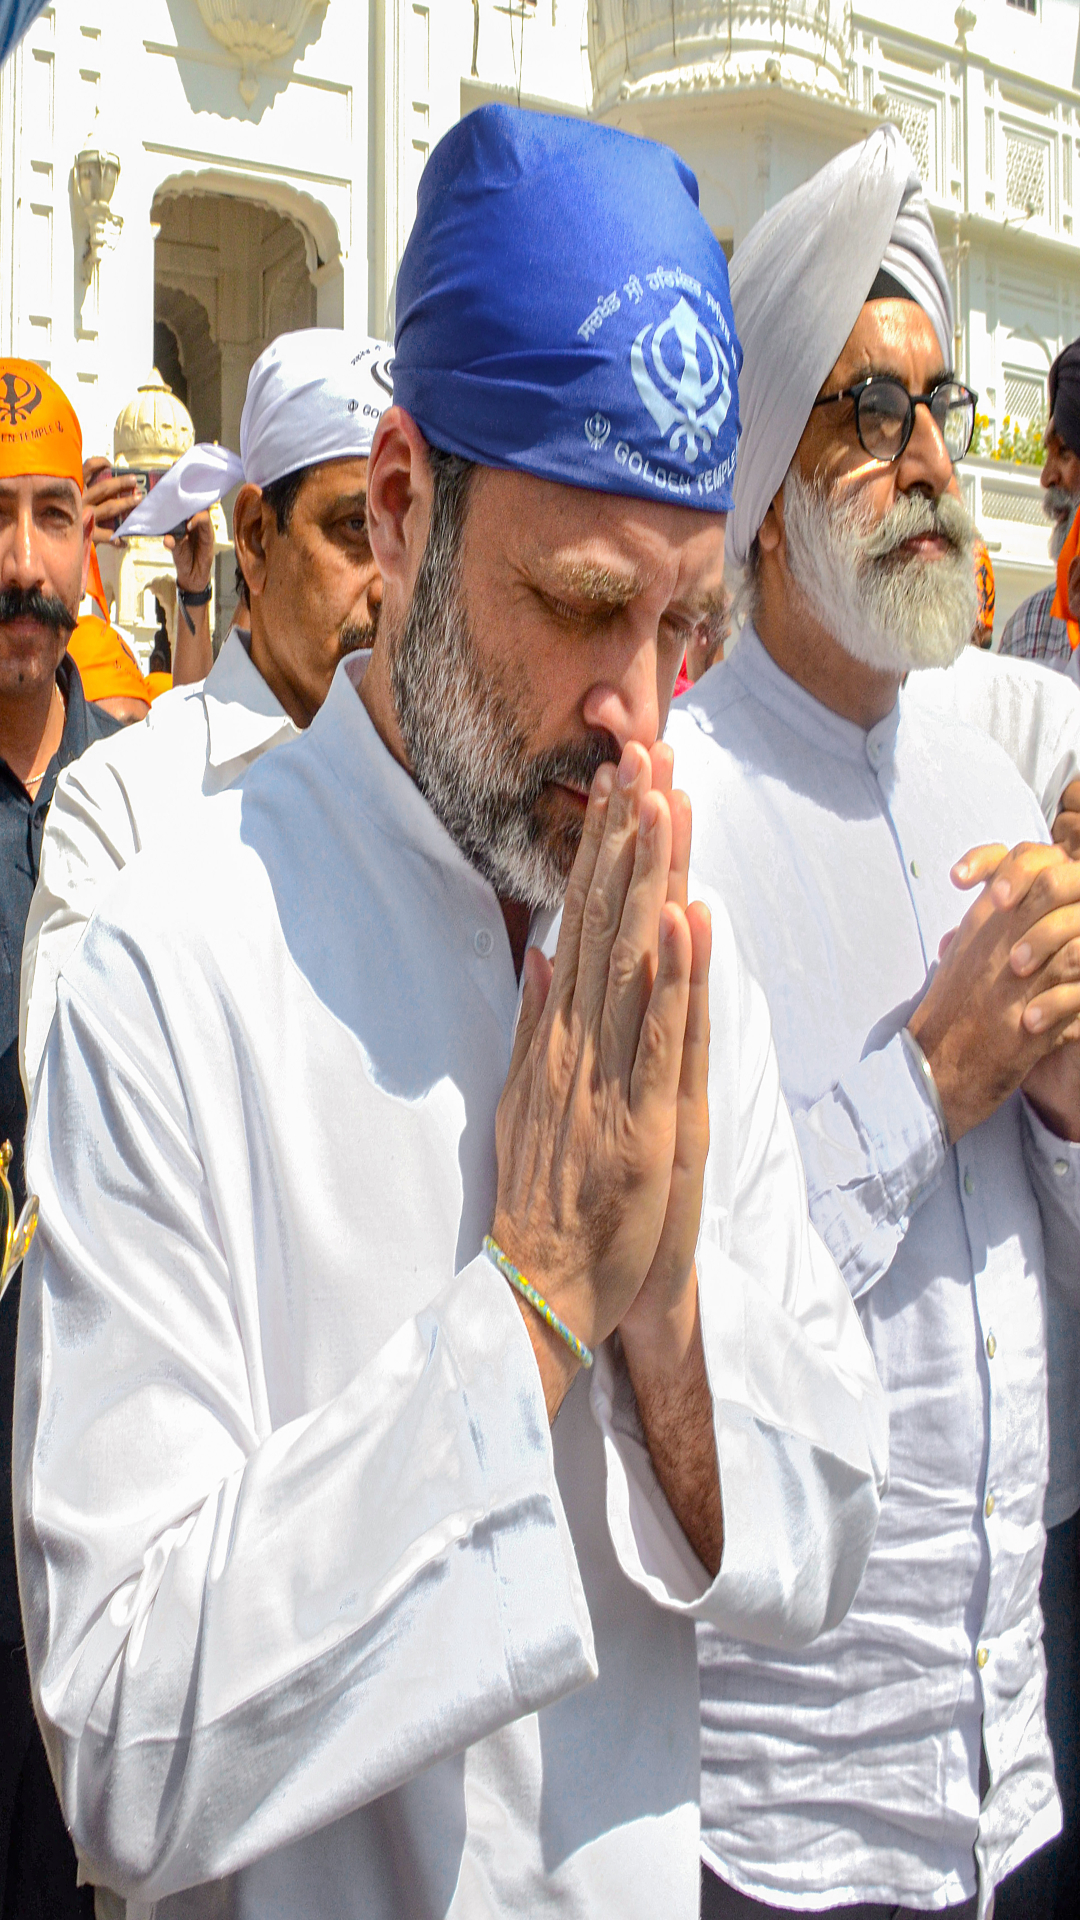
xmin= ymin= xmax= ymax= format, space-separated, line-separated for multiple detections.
xmin=19 ymin=327 xmax=392 ymax=1098
xmin=666 ymin=126 xmax=1080 ymax=1919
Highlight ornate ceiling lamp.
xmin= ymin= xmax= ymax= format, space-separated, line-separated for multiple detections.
xmin=195 ymin=0 xmax=329 ymax=107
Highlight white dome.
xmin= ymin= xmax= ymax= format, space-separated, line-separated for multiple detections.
xmin=113 ymin=370 xmax=196 ymax=472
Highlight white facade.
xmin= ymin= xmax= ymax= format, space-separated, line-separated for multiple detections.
xmin=1 ymin=1 xmax=1078 ymax=630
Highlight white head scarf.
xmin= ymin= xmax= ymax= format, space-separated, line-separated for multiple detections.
xmin=118 ymin=328 xmax=393 ymax=539
xmin=728 ymin=125 xmax=953 ymax=566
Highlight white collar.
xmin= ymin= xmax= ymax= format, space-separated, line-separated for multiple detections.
xmin=203 ymin=630 xmax=298 ymax=771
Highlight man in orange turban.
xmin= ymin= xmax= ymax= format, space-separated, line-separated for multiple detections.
xmin=0 ymin=356 xmax=116 ymax=1920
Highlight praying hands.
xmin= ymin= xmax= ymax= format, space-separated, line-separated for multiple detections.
xmin=492 ymin=736 xmax=720 ymax=1570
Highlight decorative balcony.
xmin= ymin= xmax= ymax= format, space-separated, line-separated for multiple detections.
xmin=589 ymin=0 xmax=855 ymax=115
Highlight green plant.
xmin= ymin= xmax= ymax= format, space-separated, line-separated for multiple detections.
xmin=989 ymin=409 xmax=1047 ymax=468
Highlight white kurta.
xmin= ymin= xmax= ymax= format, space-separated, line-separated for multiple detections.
xmin=19 ymin=629 xmax=297 ymax=1101
xmin=901 ymin=642 xmax=1080 ymax=830
xmin=668 ymin=631 xmax=1080 ymax=1917
xmin=16 ymin=654 xmax=887 ymax=1918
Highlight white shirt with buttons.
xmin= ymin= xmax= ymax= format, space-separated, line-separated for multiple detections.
xmin=668 ymin=628 xmax=1080 ymax=1917
xmin=19 ymin=628 xmax=299 ymax=1103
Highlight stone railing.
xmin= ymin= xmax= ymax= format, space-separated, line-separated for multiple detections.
xmin=589 ymin=0 xmax=854 ymax=113
xmin=958 ymin=454 xmax=1053 ymax=570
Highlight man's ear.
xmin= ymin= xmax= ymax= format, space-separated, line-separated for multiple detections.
xmin=366 ymin=407 xmax=434 ymax=591
xmin=232 ymin=485 xmax=272 ymax=601
xmin=758 ymin=487 xmax=785 ymax=556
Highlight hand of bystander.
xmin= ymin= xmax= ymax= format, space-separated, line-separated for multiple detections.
xmin=908 ymin=839 xmax=1080 ymax=1142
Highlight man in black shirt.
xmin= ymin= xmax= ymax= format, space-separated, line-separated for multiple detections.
xmin=0 ymin=358 xmax=118 ymax=1915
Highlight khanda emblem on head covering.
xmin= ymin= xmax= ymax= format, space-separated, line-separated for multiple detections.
xmin=631 ymin=296 xmax=731 ymax=461
xmin=0 ymin=370 xmax=42 ymax=427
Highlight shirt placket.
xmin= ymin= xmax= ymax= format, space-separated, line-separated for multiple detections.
xmin=868 ymin=716 xmax=1008 ymax=1789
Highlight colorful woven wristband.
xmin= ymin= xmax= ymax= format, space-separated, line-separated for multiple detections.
xmin=482 ymin=1234 xmax=594 ymax=1369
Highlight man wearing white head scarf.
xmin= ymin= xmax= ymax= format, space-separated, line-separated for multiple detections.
xmin=666 ymin=125 xmax=1080 ymax=1919
xmin=19 ymin=326 xmax=392 ymax=1098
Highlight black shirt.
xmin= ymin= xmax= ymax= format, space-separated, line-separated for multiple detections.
xmin=0 ymin=656 xmax=119 ymax=1638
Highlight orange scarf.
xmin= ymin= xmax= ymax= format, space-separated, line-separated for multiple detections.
xmin=1050 ymin=503 xmax=1080 ymax=649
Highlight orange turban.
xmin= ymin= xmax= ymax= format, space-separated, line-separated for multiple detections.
xmin=1051 ymin=504 xmax=1080 ymax=651
xmin=68 ymin=616 xmax=150 ymax=706
xmin=0 ymin=359 xmax=82 ymax=488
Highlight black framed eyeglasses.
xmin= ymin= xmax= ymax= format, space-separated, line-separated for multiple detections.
xmin=811 ymin=376 xmax=978 ymax=464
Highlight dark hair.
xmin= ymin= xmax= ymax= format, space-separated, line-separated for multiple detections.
xmin=233 ymin=464 xmax=312 ymax=611
xmin=425 ymin=444 xmax=475 ymax=543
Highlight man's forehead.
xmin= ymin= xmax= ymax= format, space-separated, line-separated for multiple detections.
xmin=301 ymin=454 xmax=370 ymax=502
xmin=825 ymin=299 xmax=945 ymax=392
xmin=0 ymin=471 xmax=81 ymax=501
xmin=479 ymin=469 xmax=725 ymax=602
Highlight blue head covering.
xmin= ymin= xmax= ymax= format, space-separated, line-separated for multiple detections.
xmin=393 ymin=105 xmax=740 ymax=514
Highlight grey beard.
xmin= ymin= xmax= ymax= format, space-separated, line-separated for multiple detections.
xmin=782 ymin=465 xmax=978 ymax=674
xmin=386 ymin=502 xmax=617 ymax=911
xmin=1044 ymin=485 xmax=1080 ymax=560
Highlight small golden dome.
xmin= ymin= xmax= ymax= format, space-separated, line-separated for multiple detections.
xmin=113 ymin=370 xmax=195 ymax=471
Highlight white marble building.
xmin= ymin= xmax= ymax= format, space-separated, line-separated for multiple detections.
xmin=1 ymin=1 xmax=1078 ymax=630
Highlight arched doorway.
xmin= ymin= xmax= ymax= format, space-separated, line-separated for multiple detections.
xmin=152 ymin=189 xmax=320 ymax=450
xmin=149 ymin=183 xmax=334 ymax=637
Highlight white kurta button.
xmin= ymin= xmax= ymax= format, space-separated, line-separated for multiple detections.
xmin=964 ymin=1170 xmax=974 ymax=1196
xmin=1054 ymin=1159 xmax=1069 ymax=1177
xmin=909 ymin=859 xmax=920 ymax=879
xmin=474 ymin=928 xmax=494 ymax=957
xmin=985 ymin=1493 xmax=995 ymax=1517
xmin=977 ymin=1645 xmax=989 ymax=1669
xmin=986 ymin=1331 xmax=997 ymax=1358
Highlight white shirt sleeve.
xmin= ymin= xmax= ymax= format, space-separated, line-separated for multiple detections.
xmin=16 ymin=974 xmax=596 ymax=1902
xmin=788 ymin=1030 xmax=948 ymax=1301
xmin=20 ymin=748 xmax=143 ymax=1102
xmin=589 ymin=917 xmax=890 ymax=1647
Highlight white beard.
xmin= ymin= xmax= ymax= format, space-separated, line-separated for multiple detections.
xmin=1045 ymin=485 xmax=1080 ymax=560
xmin=781 ymin=464 xmax=978 ymax=674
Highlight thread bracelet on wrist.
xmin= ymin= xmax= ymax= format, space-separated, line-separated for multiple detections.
xmin=482 ymin=1234 xmax=594 ymax=1369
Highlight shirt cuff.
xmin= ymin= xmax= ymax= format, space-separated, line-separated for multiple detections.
xmin=589 ymin=1219 xmax=885 ymax=1644
xmin=442 ymin=1255 xmax=598 ymax=1698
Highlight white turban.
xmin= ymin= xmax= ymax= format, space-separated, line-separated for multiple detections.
xmin=118 ymin=328 xmax=393 ymax=539
xmin=728 ymin=125 xmax=953 ymax=565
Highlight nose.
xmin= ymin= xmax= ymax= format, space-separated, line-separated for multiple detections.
xmin=0 ymin=498 xmax=46 ymax=590
xmin=897 ymin=395 xmax=956 ymax=502
xmin=581 ymin=634 xmax=661 ymax=754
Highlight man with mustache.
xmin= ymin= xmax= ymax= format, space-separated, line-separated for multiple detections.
xmin=665 ymin=128 xmax=1080 ymax=1919
xmin=18 ymin=327 xmax=390 ymax=1099
xmin=13 ymin=107 xmax=887 ymax=1918
xmin=1000 ymin=337 xmax=1080 ymax=678
xmin=0 ymin=359 xmax=119 ymax=1915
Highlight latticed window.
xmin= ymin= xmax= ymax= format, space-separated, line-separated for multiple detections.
xmin=1005 ymin=133 xmax=1047 ymax=217
xmin=1006 ymin=0 xmax=1037 ymax=14
xmin=1003 ymin=370 xmax=1046 ymax=426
